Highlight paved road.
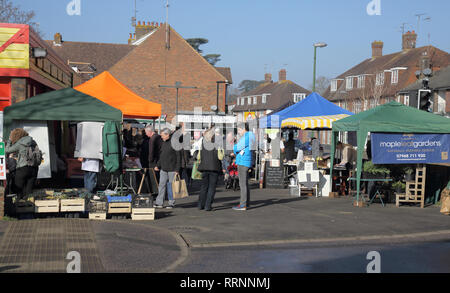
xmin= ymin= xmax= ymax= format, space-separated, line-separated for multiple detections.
xmin=0 ymin=186 xmax=449 ymax=273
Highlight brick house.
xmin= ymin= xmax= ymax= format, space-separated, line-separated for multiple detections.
xmin=47 ymin=23 xmax=233 ymax=123
xmin=323 ymin=31 xmax=450 ymax=114
xmin=398 ymin=65 xmax=450 ymax=117
xmin=232 ymin=69 xmax=311 ymax=123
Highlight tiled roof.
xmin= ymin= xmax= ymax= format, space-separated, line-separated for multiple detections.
xmin=323 ymin=46 xmax=450 ymax=101
xmin=232 ymin=80 xmax=311 ymax=112
xmin=399 ymin=65 xmax=450 ymax=92
xmin=215 ymin=67 xmax=233 ymax=84
xmin=45 ymin=40 xmax=135 ymax=81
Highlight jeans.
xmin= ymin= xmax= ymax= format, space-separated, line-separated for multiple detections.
xmin=84 ymin=171 xmax=98 ymax=194
xmin=238 ymin=165 xmax=250 ymax=207
xmin=155 ymin=170 xmax=176 ymax=206
xmin=198 ymin=171 xmax=219 ymax=210
xmin=15 ymin=166 xmax=38 ymax=199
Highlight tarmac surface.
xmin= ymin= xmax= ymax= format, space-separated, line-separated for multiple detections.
xmin=0 ymin=185 xmax=449 ymax=273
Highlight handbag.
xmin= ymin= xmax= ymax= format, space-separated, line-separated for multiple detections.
xmin=172 ymin=174 xmax=189 ymax=199
xmin=217 ymin=148 xmax=225 ymax=160
xmin=191 ymin=148 xmax=203 ymax=180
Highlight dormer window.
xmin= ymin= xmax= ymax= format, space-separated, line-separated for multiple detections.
xmin=357 ymin=75 xmax=365 ymax=89
xmin=253 ymin=96 xmax=257 ymax=105
xmin=376 ymin=72 xmax=385 ymax=86
xmin=346 ymin=77 xmax=353 ymax=90
xmin=331 ymin=80 xmax=338 ymax=92
xmin=391 ymin=70 xmax=399 ymax=84
xmin=293 ymin=93 xmax=306 ymax=103
xmin=262 ymin=94 xmax=270 ymax=104
xmin=247 ymin=97 xmax=252 ymax=105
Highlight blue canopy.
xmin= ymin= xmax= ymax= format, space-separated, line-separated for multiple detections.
xmin=259 ymin=92 xmax=354 ymax=128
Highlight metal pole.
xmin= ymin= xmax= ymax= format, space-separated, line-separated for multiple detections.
xmin=216 ymin=82 xmax=219 ymax=114
xmin=313 ymin=46 xmax=317 ymax=93
xmin=176 ymin=87 xmax=179 ymax=125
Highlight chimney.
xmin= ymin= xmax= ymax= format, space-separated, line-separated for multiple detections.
xmin=53 ymin=33 xmax=62 ymax=46
xmin=402 ymin=30 xmax=417 ymax=50
xmin=279 ymin=69 xmax=286 ymax=82
xmin=371 ymin=41 xmax=383 ymax=58
xmin=264 ymin=73 xmax=272 ymax=83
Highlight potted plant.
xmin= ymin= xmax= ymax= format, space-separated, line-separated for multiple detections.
xmin=392 ymin=181 xmax=406 ymax=193
xmin=404 ymin=167 xmax=415 ymax=181
xmin=363 ymin=161 xmax=391 ymax=179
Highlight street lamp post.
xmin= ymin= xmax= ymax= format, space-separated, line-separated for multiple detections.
xmin=312 ymin=42 xmax=327 ymax=93
xmin=159 ymin=81 xmax=197 ymax=125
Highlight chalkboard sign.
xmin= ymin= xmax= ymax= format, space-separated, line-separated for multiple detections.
xmin=265 ymin=165 xmax=285 ymax=189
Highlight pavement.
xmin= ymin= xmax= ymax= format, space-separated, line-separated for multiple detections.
xmin=0 ymin=184 xmax=449 ymax=273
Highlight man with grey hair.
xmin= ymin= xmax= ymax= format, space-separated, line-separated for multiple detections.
xmin=140 ymin=124 xmax=161 ymax=195
xmin=154 ymin=128 xmax=181 ymax=209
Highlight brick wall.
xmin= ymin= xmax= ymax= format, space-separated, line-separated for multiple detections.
xmin=110 ymin=26 xmax=228 ymax=121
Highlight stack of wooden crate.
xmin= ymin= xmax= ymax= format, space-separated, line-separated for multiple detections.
xmin=396 ymin=166 xmax=426 ymax=208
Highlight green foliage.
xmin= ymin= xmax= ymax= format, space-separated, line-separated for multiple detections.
xmin=185 ymin=38 xmax=209 ymax=54
xmin=238 ymin=80 xmax=266 ymax=93
xmin=404 ymin=167 xmax=414 ymax=175
xmin=363 ymin=161 xmax=391 ymax=175
xmin=392 ymin=181 xmax=406 ymax=190
xmin=203 ymin=54 xmax=221 ymax=66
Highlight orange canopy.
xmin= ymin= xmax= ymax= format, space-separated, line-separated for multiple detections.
xmin=75 ymin=71 xmax=161 ymax=119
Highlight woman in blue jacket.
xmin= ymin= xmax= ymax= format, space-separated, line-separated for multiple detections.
xmin=232 ymin=123 xmax=255 ymax=211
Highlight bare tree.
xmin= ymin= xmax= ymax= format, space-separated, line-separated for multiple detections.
xmin=0 ymin=0 xmax=42 ymax=36
xmin=309 ymin=76 xmax=331 ymax=95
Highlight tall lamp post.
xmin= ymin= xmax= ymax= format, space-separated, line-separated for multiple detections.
xmin=312 ymin=42 xmax=327 ymax=92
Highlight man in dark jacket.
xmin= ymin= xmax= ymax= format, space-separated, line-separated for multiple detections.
xmin=143 ymin=125 xmax=162 ymax=194
xmin=154 ymin=128 xmax=181 ymax=209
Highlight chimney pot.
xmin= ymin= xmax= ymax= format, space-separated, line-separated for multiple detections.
xmin=264 ymin=73 xmax=272 ymax=83
xmin=54 ymin=33 xmax=62 ymax=45
xmin=402 ymin=30 xmax=417 ymax=50
xmin=371 ymin=41 xmax=383 ymax=58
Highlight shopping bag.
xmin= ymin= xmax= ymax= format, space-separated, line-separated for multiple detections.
xmin=172 ymin=174 xmax=189 ymax=199
xmin=191 ymin=161 xmax=202 ymax=180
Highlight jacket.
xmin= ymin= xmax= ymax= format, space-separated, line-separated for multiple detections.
xmin=157 ymin=135 xmax=181 ymax=172
xmin=198 ymin=136 xmax=223 ymax=173
xmin=233 ymin=131 xmax=256 ymax=168
xmin=148 ymin=133 xmax=162 ymax=168
xmin=5 ymin=136 xmax=37 ymax=169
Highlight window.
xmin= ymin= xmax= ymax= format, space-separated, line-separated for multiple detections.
xmin=346 ymin=77 xmax=353 ymax=90
xmin=354 ymin=100 xmax=362 ymax=113
xmin=342 ymin=101 xmax=347 ymax=110
xmin=391 ymin=70 xmax=399 ymax=84
xmin=241 ymin=98 xmax=245 ymax=105
xmin=293 ymin=93 xmax=306 ymax=103
xmin=262 ymin=94 xmax=269 ymax=104
xmin=363 ymin=99 xmax=368 ymax=111
xmin=404 ymin=95 xmax=409 ymax=106
xmin=247 ymin=97 xmax=252 ymax=105
xmin=376 ymin=72 xmax=385 ymax=86
xmin=396 ymin=95 xmax=401 ymax=103
xmin=236 ymin=98 xmax=240 ymax=106
xmin=357 ymin=76 xmax=365 ymax=89
xmin=253 ymin=96 xmax=257 ymax=105
xmin=369 ymin=98 xmax=376 ymax=108
xmin=331 ymin=80 xmax=338 ymax=92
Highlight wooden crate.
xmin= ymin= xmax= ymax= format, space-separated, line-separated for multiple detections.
xmin=108 ymin=202 xmax=132 ymax=214
xmin=396 ymin=166 xmax=426 ymax=208
xmin=89 ymin=212 xmax=106 ymax=220
xmin=35 ymin=199 xmax=60 ymax=213
xmin=131 ymin=208 xmax=155 ymax=220
xmin=60 ymin=198 xmax=86 ymax=212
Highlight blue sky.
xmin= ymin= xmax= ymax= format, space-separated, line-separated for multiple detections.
xmin=12 ymin=0 xmax=450 ymax=89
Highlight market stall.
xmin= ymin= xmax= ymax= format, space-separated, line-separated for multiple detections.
xmin=331 ymin=101 xmax=450 ymax=206
xmin=257 ymin=93 xmax=353 ymax=195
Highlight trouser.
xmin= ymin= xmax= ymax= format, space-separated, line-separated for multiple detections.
xmin=181 ymin=167 xmax=192 ymax=187
xmin=198 ymin=171 xmax=219 ymax=210
xmin=155 ymin=170 xmax=176 ymax=206
xmin=238 ymin=165 xmax=250 ymax=207
xmin=15 ymin=166 xmax=38 ymax=199
xmin=84 ymin=171 xmax=98 ymax=194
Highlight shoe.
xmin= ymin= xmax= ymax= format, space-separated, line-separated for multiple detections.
xmin=153 ymin=204 xmax=163 ymax=209
xmin=232 ymin=204 xmax=246 ymax=211
xmin=166 ymin=205 xmax=174 ymax=209
xmin=205 ymin=207 xmax=212 ymax=211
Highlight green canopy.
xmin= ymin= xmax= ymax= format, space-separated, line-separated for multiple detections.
xmin=330 ymin=101 xmax=450 ymax=202
xmin=3 ymin=87 xmax=122 ymax=141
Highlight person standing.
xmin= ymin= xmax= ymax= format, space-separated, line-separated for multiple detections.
xmin=284 ymin=132 xmax=297 ymax=161
xmin=232 ymin=123 xmax=255 ymax=211
xmin=197 ymin=127 xmax=225 ymax=211
xmin=144 ymin=125 xmax=162 ymax=194
xmin=77 ymin=157 xmax=100 ymax=194
xmin=154 ymin=128 xmax=181 ymax=209
xmin=5 ymin=128 xmax=41 ymax=200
